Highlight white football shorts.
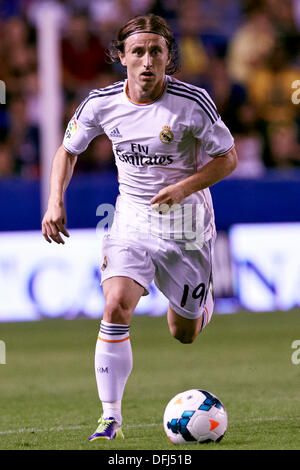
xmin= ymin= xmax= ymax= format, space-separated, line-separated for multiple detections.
xmin=100 ymin=233 xmax=215 ymax=326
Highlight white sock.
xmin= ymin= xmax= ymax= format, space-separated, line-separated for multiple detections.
xmin=95 ymin=320 xmax=133 ymax=425
xmin=102 ymin=400 xmax=122 ymax=424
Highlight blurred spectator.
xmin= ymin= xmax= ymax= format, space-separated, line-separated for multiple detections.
xmin=192 ymin=0 xmax=242 ymax=59
xmin=265 ymin=0 xmax=297 ymax=34
xmin=201 ymin=56 xmax=265 ymax=177
xmin=227 ymin=2 xmax=276 ymax=85
xmin=248 ymin=41 xmax=300 ymax=167
xmin=198 ymin=0 xmax=242 ymax=40
xmin=131 ymin=0 xmax=157 ymax=15
xmin=292 ymin=0 xmax=300 ymax=31
xmin=7 ymin=94 xmax=39 ymax=178
xmin=61 ymin=11 xmax=112 ymax=95
xmin=1 ymin=16 xmax=37 ymax=95
xmin=268 ymin=122 xmax=300 ymax=167
xmin=89 ymin=0 xmax=135 ymax=47
xmin=265 ymin=0 xmax=300 ymax=66
xmin=149 ymin=0 xmax=179 ymax=32
xmin=0 ymin=0 xmax=24 ymax=20
xmin=231 ymin=103 xmax=265 ymax=177
xmin=0 ymin=143 xmax=14 ymax=177
xmin=175 ymin=0 xmax=209 ymax=84
xmin=1 ymin=0 xmax=300 ymax=180
xmin=248 ymin=42 xmax=299 ymax=124
xmin=22 ymin=69 xmax=40 ymax=127
xmin=204 ymin=57 xmax=247 ymax=132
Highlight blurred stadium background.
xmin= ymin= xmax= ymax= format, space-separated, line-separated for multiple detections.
xmin=0 ymin=0 xmax=300 ymax=322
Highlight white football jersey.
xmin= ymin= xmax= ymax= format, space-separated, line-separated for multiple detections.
xmin=63 ymin=75 xmax=234 ymax=243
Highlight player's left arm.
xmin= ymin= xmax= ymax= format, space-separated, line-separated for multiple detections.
xmin=150 ymin=146 xmax=238 ymax=207
xmin=151 ymin=91 xmax=237 ymax=208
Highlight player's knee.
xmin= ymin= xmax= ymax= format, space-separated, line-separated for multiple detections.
xmin=169 ymin=326 xmax=197 ymax=344
xmin=104 ymin=295 xmax=133 ymax=324
xmin=178 ymin=334 xmax=195 ymax=344
xmin=176 ymin=333 xmax=196 ymax=344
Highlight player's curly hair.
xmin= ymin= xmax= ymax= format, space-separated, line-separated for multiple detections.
xmin=108 ymin=14 xmax=180 ymax=75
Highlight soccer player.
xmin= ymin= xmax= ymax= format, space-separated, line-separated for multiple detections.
xmin=42 ymin=14 xmax=238 ymax=441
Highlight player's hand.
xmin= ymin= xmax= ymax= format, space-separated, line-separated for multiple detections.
xmin=150 ymin=183 xmax=186 ymax=214
xmin=41 ymin=202 xmax=70 ymax=244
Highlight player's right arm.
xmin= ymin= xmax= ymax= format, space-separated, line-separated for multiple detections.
xmin=42 ymin=145 xmax=77 ymax=244
xmin=42 ymin=91 xmax=104 ymax=244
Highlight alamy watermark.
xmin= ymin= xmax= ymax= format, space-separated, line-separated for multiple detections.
xmin=96 ymin=202 xmax=206 ymax=250
xmin=291 ymin=80 xmax=300 ymax=105
xmin=291 ymin=340 xmax=300 ymax=365
xmin=0 ymin=80 xmax=6 ymax=104
xmin=0 ymin=340 xmax=6 ymax=364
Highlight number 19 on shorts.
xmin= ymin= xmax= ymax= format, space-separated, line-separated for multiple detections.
xmin=180 ymin=283 xmax=206 ymax=308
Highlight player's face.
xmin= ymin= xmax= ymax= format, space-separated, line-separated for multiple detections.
xmin=119 ymin=33 xmax=170 ymax=94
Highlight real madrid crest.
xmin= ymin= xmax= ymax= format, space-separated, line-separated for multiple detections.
xmin=159 ymin=125 xmax=174 ymax=144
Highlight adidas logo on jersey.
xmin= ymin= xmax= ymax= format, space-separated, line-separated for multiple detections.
xmin=109 ymin=127 xmax=122 ymax=139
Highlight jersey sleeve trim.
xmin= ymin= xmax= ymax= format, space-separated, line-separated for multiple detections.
xmin=62 ymin=143 xmax=78 ymax=156
xmin=208 ymin=144 xmax=235 ymax=158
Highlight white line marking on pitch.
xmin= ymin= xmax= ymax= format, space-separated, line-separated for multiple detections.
xmin=0 ymin=417 xmax=299 ymax=436
xmin=0 ymin=423 xmax=159 ymax=436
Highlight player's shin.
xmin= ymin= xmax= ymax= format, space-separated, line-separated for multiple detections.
xmin=94 ymin=320 xmax=133 ymax=425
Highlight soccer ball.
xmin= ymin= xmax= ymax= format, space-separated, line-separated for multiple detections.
xmin=163 ymin=389 xmax=228 ymax=444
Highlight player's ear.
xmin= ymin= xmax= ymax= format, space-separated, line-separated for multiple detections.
xmin=118 ymin=50 xmax=126 ymax=67
xmin=166 ymin=49 xmax=172 ymax=67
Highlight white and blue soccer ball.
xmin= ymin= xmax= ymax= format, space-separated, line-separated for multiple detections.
xmin=163 ymin=389 xmax=228 ymax=444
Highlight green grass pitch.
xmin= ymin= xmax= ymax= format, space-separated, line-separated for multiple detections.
xmin=0 ymin=309 xmax=299 ymax=450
